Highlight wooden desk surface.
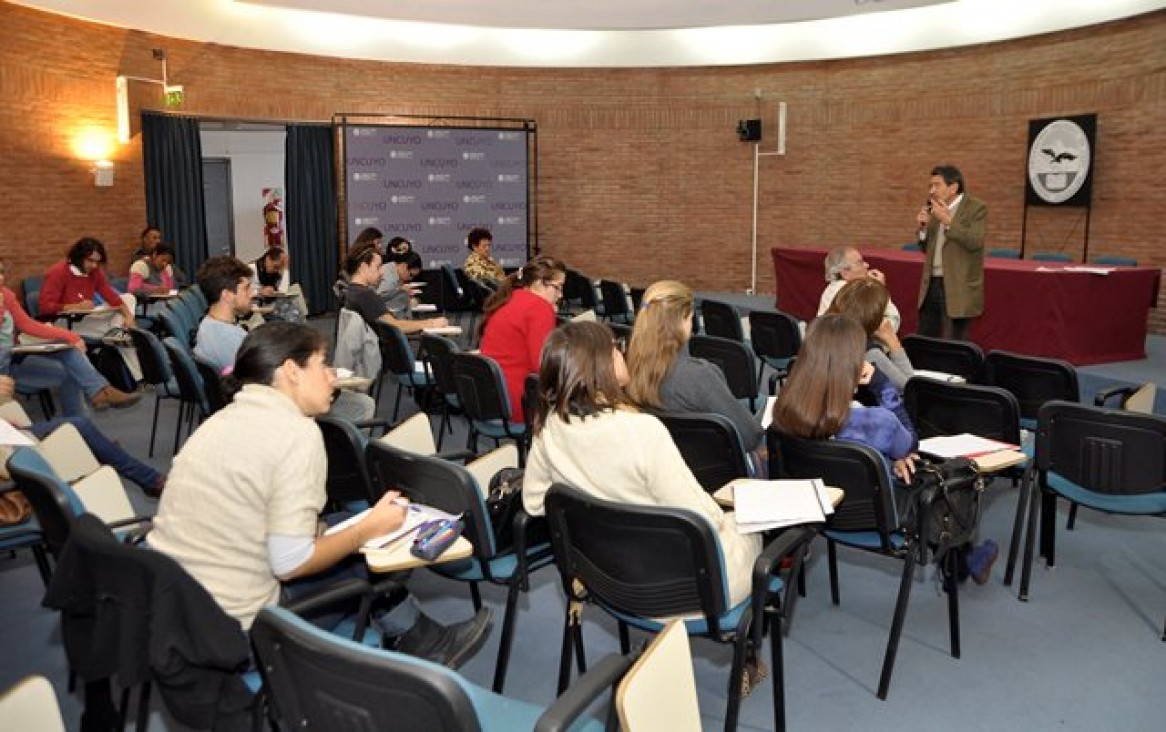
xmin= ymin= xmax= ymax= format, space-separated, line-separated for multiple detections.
xmin=972 ymin=449 xmax=1028 ymax=473
xmin=364 ymin=535 xmax=473 ymax=573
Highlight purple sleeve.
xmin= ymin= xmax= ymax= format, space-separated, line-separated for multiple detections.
xmin=837 ymin=406 xmax=917 ymax=461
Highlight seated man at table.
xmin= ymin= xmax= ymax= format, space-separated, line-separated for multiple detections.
xmin=343 ymin=244 xmax=448 ymax=335
xmin=251 ymin=246 xmax=308 ymax=323
xmin=376 ymin=250 xmax=423 ymax=318
xmin=193 ymin=256 xmax=375 ymax=423
xmin=128 ymin=242 xmax=175 ymax=297
xmin=817 ymin=246 xmax=902 ymax=332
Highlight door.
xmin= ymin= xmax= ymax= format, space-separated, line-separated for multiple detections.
xmin=202 ymin=158 xmax=235 ymax=258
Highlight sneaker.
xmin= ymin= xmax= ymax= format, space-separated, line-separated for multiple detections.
xmin=967 ymin=540 xmax=1000 ymax=585
xmin=91 ymin=385 xmax=142 ymax=411
xmin=393 ymin=607 xmax=493 ymax=669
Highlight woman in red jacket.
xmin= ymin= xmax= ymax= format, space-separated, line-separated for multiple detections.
xmin=2 ymin=262 xmax=139 ymax=415
xmin=479 ymin=255 xmax=566 ymax=423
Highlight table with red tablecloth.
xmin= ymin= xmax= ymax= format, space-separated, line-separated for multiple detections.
xmin=771 ymin=247 xmax=1160 ymax=366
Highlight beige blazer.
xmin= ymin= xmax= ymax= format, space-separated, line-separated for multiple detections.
xmin=917 ymin=194 xmax=988 ymax=318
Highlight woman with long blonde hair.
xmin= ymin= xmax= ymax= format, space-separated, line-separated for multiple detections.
xmin=624 ymin=280 xmax=763 ymax=450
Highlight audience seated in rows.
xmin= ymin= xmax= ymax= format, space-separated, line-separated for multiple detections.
xmin=770 ymin=313 xmax=998 ymax=584
xmin=343 ymin=244 xmax=449 ymax=336
xmin=625 ymin=280 xmax=764 ymax=453
xmin=818 ymin=246 xmax=902 ymax=333
xmin=479 ymin=255 xmax=566 ymax=423
xmin=194 ymin=256 xmax=374 ymax=423
xmin=829 ymin=278 xmax=915 ymax=392
xmin=148 ymin=322 xmax=492 ymax=666
xmin=522 ymin=320 xmax=762 ymax=606
xmin=1 ymin=260 xmax=139 ymax=414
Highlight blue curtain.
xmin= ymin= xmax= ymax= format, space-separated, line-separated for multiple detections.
xmin=285 ymin=124 xmax=338 ymax=315
xmin=141 ymin=113 xmax=206 ymax=283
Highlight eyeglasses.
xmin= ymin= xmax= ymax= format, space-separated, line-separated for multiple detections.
xmin=545 ymin=281 xmax=564 ymax=294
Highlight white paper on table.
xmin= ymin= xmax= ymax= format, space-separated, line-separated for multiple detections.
xmin=325 ymin=502 xmax=457 ymax=550
xmin=918 ymin=433 xmax=1018 ymax=459
xmin=1063 ymin=266 xmax=1114 ymax=275
xmin=0 ymin=420 xmax=36 ymax=447
xmin=731 ymin=479 xmax=826 ymax=534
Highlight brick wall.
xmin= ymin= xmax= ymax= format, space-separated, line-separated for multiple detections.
xmin=1 ymin=4 xmax=1163 ymax=331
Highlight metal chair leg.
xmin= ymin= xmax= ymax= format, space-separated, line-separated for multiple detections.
xmin=876 ymin=547 xmax=917 ymax=700
xmin=491 ymin=580 xmax=523 ymax=693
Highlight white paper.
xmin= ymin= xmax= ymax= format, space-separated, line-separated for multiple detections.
xmin=1063 ymin=266 xmax=1113 ymax=275
xmin=919 ymin=433 xmax=1018 ymax=458
xmin=0 ymin=420 xmax=36 ymax=447
xmin=732 ymin=479 xmax=826 ymax=533
xmin=911 ymin=369 xmax=966 ymax=384
xmin=423 ymin=325 xmax=463 ymax=335
xmin=324 ymin=502 xmax=456 ymax=549
xmin=759 ymin=395 xmax=778 ymax=429
xmin=412 ymin=303 xmax=438 ymax=313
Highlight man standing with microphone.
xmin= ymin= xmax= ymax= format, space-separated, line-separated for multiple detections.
xmin=915 ymin=165 xmax=988 ymax=341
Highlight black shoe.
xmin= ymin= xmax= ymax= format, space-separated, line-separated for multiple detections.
xmin=393 ymin=608 xmax=493 ymax=669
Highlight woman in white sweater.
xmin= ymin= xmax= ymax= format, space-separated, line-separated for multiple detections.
xmin=522 ymin=321 xmax=762 ymax=605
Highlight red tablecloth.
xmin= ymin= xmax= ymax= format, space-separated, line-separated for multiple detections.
xmin=771 ymin=247 xmax=1160 ymax=366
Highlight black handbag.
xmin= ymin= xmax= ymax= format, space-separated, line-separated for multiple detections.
xmin=903 ymin=456 xmax=984 ymax=562
xmin=486 ymin=467 xmax=526 ymax=553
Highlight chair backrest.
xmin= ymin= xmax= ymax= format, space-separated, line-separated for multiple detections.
xmin=1036 ymin=401 xmax=1166 ymax=496
xmin=192 ymin=356 xmax=229 ymax=414
xmin=317 ymin=415 xmax=381 ymax=508
xmin=653 ymin=412 xmax=751 ymax=493
xmin=699 ymin=300 xmax=744 ymax=341
xmin=522 ymin=374 xmax=541 ymax=436
xmin=451 ymin=353 xmax=512 ymax=424
xmin=128 ymin=326 xmax=175 ymax=389
xmin=1092 ymin=254 xmax=1138 ymax=267
xmin=688 ymin=335 xmax=757 ymax=402
xmin=608 ymin=322 xmax=632 ymax=350
xmin=169 ymin=298 xmax=200 ymax=343
xmin=988 ymin=248 xmax=1022 ymax=259
xmin=616 ymin=621 xmax=701 ymax=732
xmin=747 ymin=310 xmax=802 ymax=363
xmin=901 ymin=334 xmax=984 ymax=382
xmin=6 ymin=447 xmax=83 ymax=558
xmin=43 ymin=514 xmax=254 ymax=728
xmin=544 ymin=482 xmax=729 ymax=623
xmin=563 ymin=269 xmax=597 ymax=310
xmin=982 ymin=350 xmax=1079 ymax=424
xmin=904 ymin=379 xmax=1021 ymax=444
xmin=365 ymin=440 xmax=496 ymax=559
xmin=420 ymin=333 xmax=460 ymax=399
xmin=157 ymin=304 xmax=192 ymax=345
xmin=186 ymin=285 xmax=208 ymax=312
xmin=371 ymin=320 xmax=418 ymax=379
xmin=163 ymin=336 xmax=210 ymax=417
xmin=628 ymin=286 xmax=646 ymax=312
xmin=598 ymin=280 xmax=631 ymax=322
xmin=768 ymin=429 xmax=900 ymax=548
xmin=21 ymin=275 xmax=44 ymax=320
xmin=901 ymin=243 xmax=923 ymax=253
xmin=1031 ymin=252 xmax=1073 ymax=262
xmin=252 ymin=605 xmax=484 ymax=732
xmin=0 ymin=676 xmax=65 ymax=732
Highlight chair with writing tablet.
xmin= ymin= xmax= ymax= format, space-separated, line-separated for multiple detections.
xmin=768 ymin=428 xmax=961 ymax=700
xmin=420 ymin=333 xmax=463 ymax=450
xmin=599 ymin=279 xmax=634 ymax=325
xmin=365 ymin=440 xmax=553 ymax=693
xmin=901 ymin=334 xmax=984 ymax=383
xmin=450 ymin=352 xmax=527 ymax=464
xmin=613 ymin=620 xmax=702 ymax=732
xmin=371 ymin=320 xmax=434 ymax=422
xmin=700 ymin=299 xmax=746 ymax=342
xmin=544 ymin=481 xmax=811 ymax=732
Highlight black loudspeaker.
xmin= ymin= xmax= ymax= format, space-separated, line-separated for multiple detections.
xmin=737 ymin=119 xmax=762 ymax=142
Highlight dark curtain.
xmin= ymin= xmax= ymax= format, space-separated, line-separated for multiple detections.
xmin=141 ymin=113 xmax=207 ymax=282
xmin=285 ymin=124 xmax=338 ymax=315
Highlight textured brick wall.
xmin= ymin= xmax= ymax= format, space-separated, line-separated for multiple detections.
xmin=1 ymin=4 xmax=1163 ymax=331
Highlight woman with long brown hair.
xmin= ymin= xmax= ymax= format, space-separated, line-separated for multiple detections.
xmin=479 ymin=254 xmax=566 ymax=422
xmin=624 ymin=280 xmax=763 ymax=450
xmin=522 ymin=321 xmax=761 ymax=605
xmin=828 ymin=278 xmax=914 ymax=391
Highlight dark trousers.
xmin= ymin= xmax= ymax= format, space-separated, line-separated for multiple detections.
xmin=918 ymin=277 xmax=972 ymax=341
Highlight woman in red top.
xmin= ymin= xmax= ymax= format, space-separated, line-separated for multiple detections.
xmin=1 ymin=261 xmax=139 ymax=415
xmin=479 ymin=255 xmax=566 ymax=422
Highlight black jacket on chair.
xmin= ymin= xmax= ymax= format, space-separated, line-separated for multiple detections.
xmin=43 ymin=514 xmax=255 ymax=731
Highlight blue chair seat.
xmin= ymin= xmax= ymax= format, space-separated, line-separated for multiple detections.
xmin=1046 ymin=472 xmax=1166 ymax=515
xmin=0 ymin=521 xmax=43 ymax=552
xmin=825 ymin=529 xmax=908 ymax=552
xmin=605 ymin=574 xmax=785 ymax=636
xmin=474 ymin=419 xmax=526 ymax=440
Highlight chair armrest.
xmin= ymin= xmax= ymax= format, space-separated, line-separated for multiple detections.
xmin=533 ymin=653 xmax=632 ymax=732
xmin=509 ymin=510 xmax=552 ymax=588
xmin=352 ymin=418 xmax=398 ymax=438
xmin=283 ymin=577 xmax=377 ymax=641
xmin=750 ymin=526 xmax=815 ymax=648
xmin=1093 ymin=385 xmax=1137 ymax=408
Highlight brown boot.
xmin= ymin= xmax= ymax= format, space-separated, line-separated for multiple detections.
xmin=91 ymin=386 xmax=141 ymax=411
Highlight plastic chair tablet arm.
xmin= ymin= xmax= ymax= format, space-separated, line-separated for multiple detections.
xmin=533 ymin=654 xmax=633 ymax=732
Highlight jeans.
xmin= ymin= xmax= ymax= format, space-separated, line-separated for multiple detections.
xmin=12 ymin=349 xmax=108 ymax=417
xmin=28 ymin=416 xmax=162 ymax=491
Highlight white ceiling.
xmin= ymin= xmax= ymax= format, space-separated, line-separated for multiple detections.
xmin=12 ymin=0 xmax=1166 ymax=67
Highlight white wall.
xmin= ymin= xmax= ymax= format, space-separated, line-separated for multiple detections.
xmin=199 ymin=129 xmax=285 ymax=264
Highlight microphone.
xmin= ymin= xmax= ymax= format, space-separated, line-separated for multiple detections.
xmin=918 ymin=200 xmax=932 ymax=231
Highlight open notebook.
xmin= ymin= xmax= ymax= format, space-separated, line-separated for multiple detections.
xmin=728 ymin=478 xmax=834 ymax=534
